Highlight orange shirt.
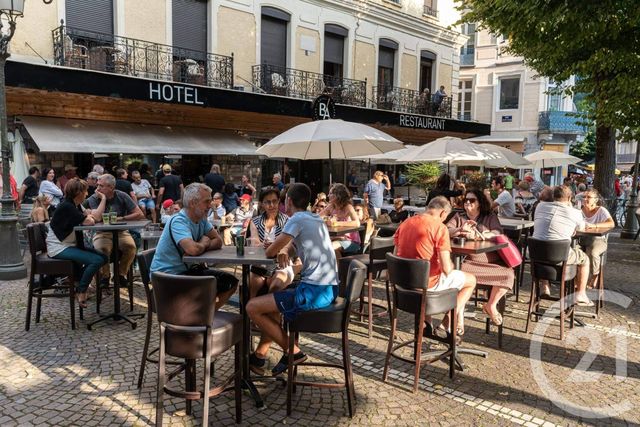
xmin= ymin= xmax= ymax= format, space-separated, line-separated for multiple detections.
xmin=394 ymin=213 xmax=451 ymax=288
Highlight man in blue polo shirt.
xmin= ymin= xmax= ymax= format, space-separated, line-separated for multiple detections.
xmin=363 ymin=170 xmax=391 ymax=219
xmin=247 ymin=183 xmax=338 ymax=376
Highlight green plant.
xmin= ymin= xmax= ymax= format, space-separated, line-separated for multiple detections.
xmin=465 ymin=171 xmax=489 ymax=191
xmin=405 ymin=162 xmax=440 ymax=192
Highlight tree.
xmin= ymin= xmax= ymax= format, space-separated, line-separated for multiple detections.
xmin=569 ymin=130 xmax=596 ymax=161
xmin=459 ymin=0 xmax=640 ymax=199
xmin=405 ymin=162 xmax=440 ymax=193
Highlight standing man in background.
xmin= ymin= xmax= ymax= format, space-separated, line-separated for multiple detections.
xmin=204 ymin=164 xmax=225 ymax=194
xmin=363 ymin=170 xmax=391 ymax=219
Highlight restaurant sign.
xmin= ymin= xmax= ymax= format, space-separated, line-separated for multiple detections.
xmin=399 ymin=114 xmax=446 ymax=130
xmin=312 ymin=95 xmax=336 ymax=120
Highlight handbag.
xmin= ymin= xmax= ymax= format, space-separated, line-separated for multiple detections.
xmin=492 ymin=234 xmax=522 ymax=268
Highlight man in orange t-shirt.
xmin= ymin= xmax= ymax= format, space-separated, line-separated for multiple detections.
xmin=394 ymin=196 xmax=476 ymax=335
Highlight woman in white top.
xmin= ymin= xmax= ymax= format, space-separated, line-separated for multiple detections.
xmin=581 ymin=189 xmax=614 ymax=291
xmin=39 ymin=168 xmax=64 ymax=213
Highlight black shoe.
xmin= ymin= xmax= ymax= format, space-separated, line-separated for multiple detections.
xmin=249 ymin=353 xmax=266 ymax=375
xmin=117 ymin=275 xmax=129 ymax=286
xmin=272 ymin=351 xmax=307 ymax=376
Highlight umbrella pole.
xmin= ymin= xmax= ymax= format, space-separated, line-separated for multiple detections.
xmin=329 ymin=141 xmax=333 ymax=186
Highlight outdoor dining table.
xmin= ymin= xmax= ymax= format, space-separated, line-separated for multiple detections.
xmin=498 ymin=217 xmax=535 ymax=300
xmin=381 ymin=204 xmax=425 ymax=216
xmin=183 ymin=246 xmax=274 ymax=409
xmin=326 ymin=224 xmax=363 ymax=237
xmin=449 ymin=238 xmax=508 ymax=368
xmin=74 ymin=219 xmax=150 ymax=330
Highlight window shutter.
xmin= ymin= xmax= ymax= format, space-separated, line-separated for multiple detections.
xmin=65 ymin=0 xmax=114 ymax=34
xmin=324 ymin=33 xmax=344 ymax=65
xmin=261 ymin=15 xmax=288 ymax=68
xmin=172 ymin=0 xmax=208 ymax=53
xmin=378 ymin=46 xmax=395 ymax=69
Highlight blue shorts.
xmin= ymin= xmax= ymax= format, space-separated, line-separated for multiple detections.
xmin=274 ymin=282 xmax=338 ymax=322
xmin=138 ymin=199 xmax=155 ymax=210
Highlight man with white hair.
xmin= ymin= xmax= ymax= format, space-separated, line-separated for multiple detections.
xmin=272 ymin=172 xmax=284 ymax=191
xmin=151 ymin=183 xmax=238 ymax=309
xmin=92 ymin=164 xmax=105 ymax=175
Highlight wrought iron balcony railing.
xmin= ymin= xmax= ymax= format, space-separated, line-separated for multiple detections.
xmin=251 ymin=64 xmax=367 ymax=107
xmin=423 ymin=5 xmax=438 ymax=18
xmin=372 ymin=85 xmax=453 ymax=117
xmin=538 ymin=111 xmax=586 ymax=134
xmin=52 ymin=24 xmax=234 ymax=89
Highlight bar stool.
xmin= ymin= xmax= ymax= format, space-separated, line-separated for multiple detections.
xmin=525 ymin=238 xmax=576 ymax=340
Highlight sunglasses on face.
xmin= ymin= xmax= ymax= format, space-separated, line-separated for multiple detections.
xmin=464 ymin=198 xmax=478 ymax=203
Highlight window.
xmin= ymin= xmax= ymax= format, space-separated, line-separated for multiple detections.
xmin=499 ymin=77 xmax=520 ymax=109
xmin=460 ymin=23 xmax=475 ymax=66
xmin=65 ymin=0 xmax=114 ymax=34
xmin=419 ymin=50 xmax=436 ymax=93
xmin=378 ymin=39 xmax=397 ymax=89
xmin=458 ymin=79 xmax=473 ymax=120
xmin=547 ymin=80 xmax=563 ymax=111
xmin=423 ymin=0 xmax=438 ymax=17
xmin=261 ymin=7 xmax=290 ymax=69
xmin=172 ymin=0 xmax=207 ymax=53
xmin=324 ymin=24 xmax=347 ymax=79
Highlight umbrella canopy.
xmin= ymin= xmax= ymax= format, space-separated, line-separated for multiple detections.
xmin=395 ymin=136 xmax=498 ymax=164
xmin=524 ymin=151 xmax=582 ymax=168
xmin=351 ymin=145 xmax=418 ymax=164
xmin=256 ymin=119 xmax=404 ymax=160
xmin=585 ymin=163 xmax=621 ymax=175
xmin=476 ymin=143 xmax=532 ymax=168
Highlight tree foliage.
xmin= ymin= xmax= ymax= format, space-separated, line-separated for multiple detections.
xmin=458 ymin=0 xmax=640 ymax=197
xmin=405 ymin=162 xmax=440 ymax=192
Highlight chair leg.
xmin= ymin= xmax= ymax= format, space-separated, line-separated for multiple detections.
xmin=96 ymin=272 xmax=102 ymax=314
xmin=498 ymin=297 xmax=505 ymax=349
xmin=70 ymin=285 xmax=76 ymax=330
xmin=185 ymin=359 xmax=195 ymax=415
xmin=367 ymin=273 xmax=374 ymax=338
xmin=25 ymin=273 xmax=35 ymax=331
xmin=156 ymin=326 xmax=166 ymax=427
xmin=286 ymin=331 xmax=295 ymax=416
xmin=35 ymin=292 xmax=42 ymax=324
xmin=525 ymin=279 xmax=537 ymax=333
xmin=128 ymin=267 xmax=134 ymax=311
xmin=559 ymin=281 xmax=565 ymax=340
xmin=202 ymin=351 xmax=211 ymax=427
xmin=343 ymin=330 xmax=355 ymax=418
xmin=234 ymin=342 xmax=242 ymax=424
xmin=137 ymin=308 xmax=153 ymax=389
xmin=449 ymin=308 xmax=456 ymax=379
xmin=382 ymin=307 xmax=396 ymax=382
xmin=413 ymin=317 xmax=424 ymax=393
xmin=358 ymin=285 xmax=364 ymax=323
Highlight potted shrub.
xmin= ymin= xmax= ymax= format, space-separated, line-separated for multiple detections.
xmin=405 ymin=162 xmax=441 ymax=199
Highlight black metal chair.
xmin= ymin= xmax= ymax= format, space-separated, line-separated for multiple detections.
xmin=383 ymin=253 xmax=457 ymax=392
xmin=472 ymin=284 xmax=506 ymax=349
xmin=26 ymin=223 xmax=83 ymax=330
xmin=595 ymin=251 xmax=607 ymax=318
xmin=341 ymin=235 xmax=395 ymax=338
xmin=525 ymin=238 xmax=576 ymax=340
xmin=285 ymin=259 xmax=367 ymax=417
xmin=153 ymin=272 xmax=242 ymax=426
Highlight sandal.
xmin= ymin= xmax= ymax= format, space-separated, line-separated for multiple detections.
xmin=76 ymin=293 xmax=88 ymax=309
xmin=482 ymin=305 xmax=503 ymax=326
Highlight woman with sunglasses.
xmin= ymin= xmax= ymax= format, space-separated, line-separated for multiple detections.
xmin=446 ymin=188 xmax=513 ymax=326
xmin=246 ymin=188 xmax=299 ymax=374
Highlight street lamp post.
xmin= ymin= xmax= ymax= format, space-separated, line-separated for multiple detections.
xmin=0 ymin=0 xmax=51 ymax=279
xmin=620 ymin=139 xmax=640 ymax=239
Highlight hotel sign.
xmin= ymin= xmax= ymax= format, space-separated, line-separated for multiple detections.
xmin=399 ymin=114 xmax=446 ymax=131
xmin=148 ymin=82 xmax=204 ymax=105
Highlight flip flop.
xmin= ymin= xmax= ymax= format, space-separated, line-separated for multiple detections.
xmin=482 ymin=305 xmax=503 ymax=326
xmin=576 ymin=298 xmax=594 ymax=307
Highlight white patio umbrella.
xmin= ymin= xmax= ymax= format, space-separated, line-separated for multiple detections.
xmin=476 ymin=143 xmax=532 ymax=168
xmin=524 ymin=150 xmax=582 ymax=168
xmin=10 ymin=132 xmax=30 ymax=185
xmin=395 ymin=136 xmax=500 ymax=169
xmin=256 ymin=119 xmax=404 ymax=183
xmin=352 ymin=145 xmax=418 ymax=165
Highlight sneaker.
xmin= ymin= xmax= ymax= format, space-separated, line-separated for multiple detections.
xmin=249 ymin=352 xmax=266 ymax=375
xmin=271 ymin=351 xmax=307 ymax=376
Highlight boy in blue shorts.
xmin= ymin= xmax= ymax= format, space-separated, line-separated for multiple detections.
xmin=247 ymin=183 xmax=338 ymax=375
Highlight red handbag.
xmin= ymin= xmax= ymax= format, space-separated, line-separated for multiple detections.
xmin=493 ymin=234 xmax=523 ymax=268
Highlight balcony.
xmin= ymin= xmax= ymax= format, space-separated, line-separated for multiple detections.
xmin=460 ymin=52 xmax=475 ymax=67
xmin=372 ymin=85 xmax=452 ymax=117
xmin=52 ymin=25 xmax=234 ymax=89
xmin=423 ymin=5 xmax=438 ymax=18
xmin=538 ymin=111 xmax=586 ymax=134
xmin=251 ymin=64 xmax=367 ymax=107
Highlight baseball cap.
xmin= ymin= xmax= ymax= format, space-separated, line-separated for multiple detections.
xmin=162 ymin=199 xmax=174 ymax=209
xmin=162 ymin=164 xmax=172 ymax=173
xmin=239 ymin=194 xmax=252 ymax=202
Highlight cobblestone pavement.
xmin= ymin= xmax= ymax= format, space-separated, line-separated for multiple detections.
xmin=1 ymin=234 xmax=639 ymax=426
